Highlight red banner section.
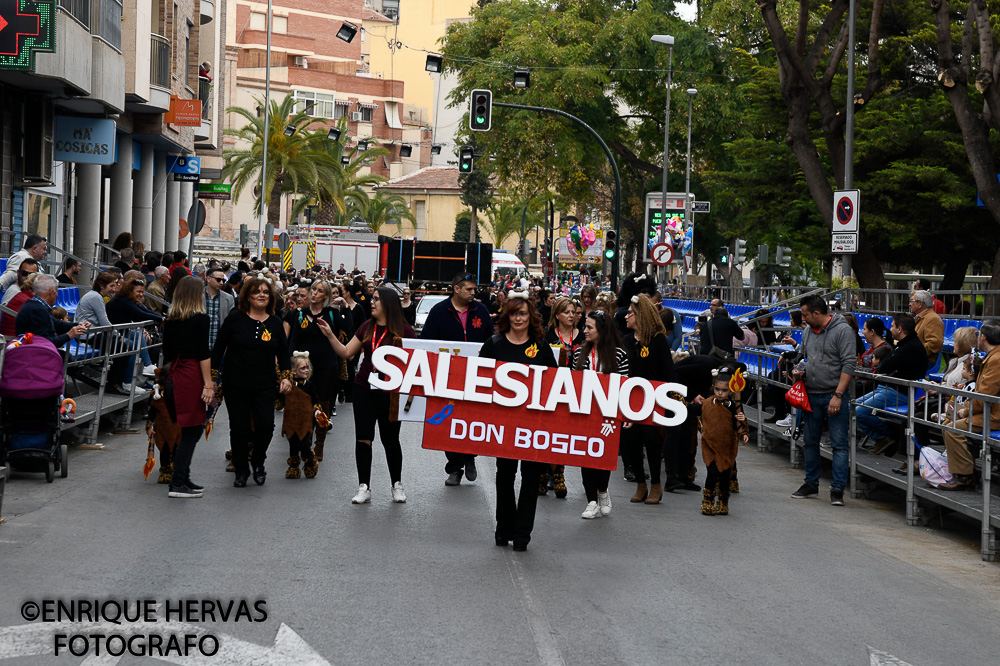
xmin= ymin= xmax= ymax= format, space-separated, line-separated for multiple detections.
xmin=370 ymin=347 xmax=688 ymax=471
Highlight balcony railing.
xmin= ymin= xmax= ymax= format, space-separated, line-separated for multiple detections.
xmin=150 ymin=34 xmax=170 ymax=88
xmin=58 ymin=0 xmax=91 ymax=29
xmin=91 ymin=0 xmax=122 ymax=51
xmin=198 ymin=75 xmax=212 ymax=119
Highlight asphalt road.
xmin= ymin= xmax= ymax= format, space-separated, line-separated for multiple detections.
xmin=0 ymin=403 xmax=998 ymax=665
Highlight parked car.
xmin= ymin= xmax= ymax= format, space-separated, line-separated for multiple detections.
xmin=413 ymin=295 xmax=447 ymax=335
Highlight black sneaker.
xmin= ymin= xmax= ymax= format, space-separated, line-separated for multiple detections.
xmin=445 ymin=471 xmax=463 ymax=487
xmin=187 ymin=481 xmax=204 ymax=492
xmin=168 ymin=485 xmax=202 ymax=498
xmin=791 ymin=483 xmax=819 ymax=499
xmin=234 ymin=474 xmax=249 ymax=488
xmin=253 ymin=466 xmax=267 ymax=486
xmin=830 ymin=488 xmax=845 ymax=506
xmin=465 ymin=460 xmax=478 ymax=482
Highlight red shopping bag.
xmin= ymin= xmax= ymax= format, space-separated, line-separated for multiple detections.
xmin=785 ymin=380 xmax=812 ymax=412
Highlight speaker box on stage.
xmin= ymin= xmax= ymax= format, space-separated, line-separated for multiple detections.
xmin=413 ymin=241 xmax=467 ymax=282
xmin=465 ymin=243 xmax=493 ymax=284
xmin=384 ymin=239 xmax=414 ymax=282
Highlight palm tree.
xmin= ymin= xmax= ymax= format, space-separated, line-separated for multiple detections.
xmin=481 ymin=202 xmax=525 ymax=249
xmin=344 ymin=190 xmax=416 ymax=235
xmin=288 ymin=118 xmax=390 ymax=225
xmin=223 ymin=94 xmax=325 ymax=230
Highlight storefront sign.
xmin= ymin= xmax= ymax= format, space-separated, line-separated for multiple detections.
xmin=371 ymin=347 xmax=688 ymax=470
xmin=165 ymin=96 xmax=202 ymax=126
xmin=197 ymin=183 xmax=231 ymax=200
xmin=53 ymin=117 xmax=115 ymax=165
xmin=0 ymin=0 xmax=56 ymax=72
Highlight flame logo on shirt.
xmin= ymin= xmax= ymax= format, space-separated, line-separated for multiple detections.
xmin=300 ymin=317 xmax=309 ymax=328
xmin=640 ymin=345 xmax=649 ymax=358
xmin=261 ymin=329 xmax=272 ymax=342
xmin=525 ymin=343 xmax=538 ymax=358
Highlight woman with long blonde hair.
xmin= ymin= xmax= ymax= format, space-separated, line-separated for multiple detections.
xmin=160 ymin=276 xmax=215 ymax=498
xmin=622 ymin=294 xmax=676 ymax=504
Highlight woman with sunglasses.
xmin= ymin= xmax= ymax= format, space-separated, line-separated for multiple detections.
xmin=319 ymin=287 xmax=414 ymax=504
xmin=479 ymin=290 xmax=558 ymax=550
xmin=571 ymin=309 xmax=629 ymax=519
xmin=623 ymin=294 xmax=675 ymax=504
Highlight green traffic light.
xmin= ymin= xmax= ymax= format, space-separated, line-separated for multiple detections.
xmin=476 ymin=116 xmax=485 ymax=124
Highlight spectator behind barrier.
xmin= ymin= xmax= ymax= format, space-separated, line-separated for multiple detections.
xmin=114 ymin=248 xmax=135 ymax=273
xmin=1 ymin=257 xmax=39 ymax=307
xmin=856 ymin=313 xmax=928 ymax=454
xmin=56 ymin=257 xmax=81 ymax=285
xmin=0 ymin=233 xmax=47 ymax=291
xmin=15 ymin=275 xmax=88 ymax=346
xmin=914 ymin=278 xmax=947 ymax=315
xmin=909 ymin=290 xmax=944 ymax=365
xmin=698 ymin=307 xmax=746 ymax=358
xmin=146 ymin=266 xmax=170 ymax=314
xmin=937 ymin=321 xmax=1000 ymax=491
xmin=0 ymin=272 xmax=40 ymax=336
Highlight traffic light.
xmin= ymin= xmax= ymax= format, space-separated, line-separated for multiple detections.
xmin=734 ymin=238 xmax=747 ymax=265
xmin=604 ymin=230 xmax=617 ymax=260
xmin=776 ymin=245 xmax=792 ymax=267
xmin=543 ymin=238 xmax=552 ymax=261
xmin=719 ymin=246 xmax=729 ymax=266
xmin=239 ymin=223 xmax=249 ymax=246
xmin=516 ymin=239 xmax=524 ymax=258
xmin=458 ymin=146 xmax=474 ymax=173
xmin=469 ymin=89 xmax=493 ymax=131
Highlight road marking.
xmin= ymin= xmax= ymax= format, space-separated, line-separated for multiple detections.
xmin=479 ymin=461 xmax=566 ymax=666
xmin=868 ymin=646 xmax=914 ymax=665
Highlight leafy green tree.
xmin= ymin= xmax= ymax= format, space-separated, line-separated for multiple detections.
xmin=457 ymin=157 xmax=493 ymax=242
xmin=453 ymin=211 xmax=481 ymax=242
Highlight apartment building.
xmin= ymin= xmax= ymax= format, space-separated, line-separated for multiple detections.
xmin=0 ymin=0 xmax=227 ymax=263
xmin=224 ymin=0 xmax=430 ymax=232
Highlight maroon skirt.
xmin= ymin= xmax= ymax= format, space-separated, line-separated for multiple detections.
xmin=172 ymin=358 xmax=207 ymax=428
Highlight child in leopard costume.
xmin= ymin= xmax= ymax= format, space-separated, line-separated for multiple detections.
xmin=277 ymin=353 xmax=326 ymax=479
xmin=696 ymin=372 xmax=748 ymax=515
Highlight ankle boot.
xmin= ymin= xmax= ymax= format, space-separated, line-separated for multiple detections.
xmin=302 ymin=451 xmax=318 ymax=478
xmin=714 ymin=483 xmax=729 ymax=515
xmin=313 ymin=429 xmax=327 ymax=461
xmin=729 ymin=472 xmax=740 ymax=494
xmin=630 ymin=482 xmax=648 ymax=503
xmin=538 ymin=471 xmax=549 ymax=496
xmin=285 ymin=456 xmax=301 ymax=479
xmin=552 ymin=471 xmax=567 ymax=498
xmin=701 ymin=488 xmax=716 ymax=515
xmin=645 ymin=483 xmax=663 ymax=504
xmin=157 ymin=462 xmax=173 ymax=484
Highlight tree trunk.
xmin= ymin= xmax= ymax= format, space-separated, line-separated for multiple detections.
xmin=469 ymin=206 xmax=478 ymax=242
xmin=267 ymin=178 xmax=283 ymax=229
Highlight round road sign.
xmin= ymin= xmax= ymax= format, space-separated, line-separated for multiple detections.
xmin=651 ymin=243 xmax=673 ymax=266
xmin=836 ymin=196 xmax=854 ymax=225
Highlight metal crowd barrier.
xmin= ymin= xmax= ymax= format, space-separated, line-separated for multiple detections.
xmin=734 ymin=343 xmax=1000 ymax=561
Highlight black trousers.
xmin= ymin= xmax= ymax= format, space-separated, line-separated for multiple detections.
xmin=705 ymin=462 xmax=732 ymax=501
xmin=288 ymin=434 xmax=312 ymax=457
xmin=495 ymin=459 xmax=543 ymax=545
xmin=171 ymin=425 xmax=203 ymax=486
xmin=581 ymin=468 xmax=612 ymax=502
xmin=445 ymin=451 xmax=476 ymax=474
xmin=353 ymin=383 xmax=402 ymax=486
xmin=663 ymin=418 xmax=691 ymax=485
xmin=624 ymin=424 xmax=662 ymax=484
xmin=224 ymin=384 xmax=277 ymax=475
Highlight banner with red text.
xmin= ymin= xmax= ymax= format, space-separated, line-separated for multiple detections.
xmin=371 ymin=347 xmax=688 ymax=471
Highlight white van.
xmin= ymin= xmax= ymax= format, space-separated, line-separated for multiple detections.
xmin=492 ymin=251 xmax=527 ymax=278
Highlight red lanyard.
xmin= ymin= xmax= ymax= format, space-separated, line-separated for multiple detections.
xmin=372 ymin=326 xmax=388 ymax=355
xmin=557 ymin=328 xmax=572 ymax=348
xmin=590 ymin=349 xmax=598 ymax=371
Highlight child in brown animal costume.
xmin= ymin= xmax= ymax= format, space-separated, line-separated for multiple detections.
xmin=695 ymin=372 xmax=748 ymax=515
xmin=146 ymin=367 xmax=182 ymax=484
xmin=277 ymin=353 xmax=324 ymax=478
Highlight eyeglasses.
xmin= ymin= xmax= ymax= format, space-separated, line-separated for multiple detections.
xmin=18 ymin=269 xmax=36 ymax=277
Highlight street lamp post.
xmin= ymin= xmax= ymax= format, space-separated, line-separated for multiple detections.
xmin=257 ymin=0 xmax=274 ymax=255
xmin=683 ymin=88 xmax=697 ymax=285
xmin=652 ymin=34 xmax=674 ymax=284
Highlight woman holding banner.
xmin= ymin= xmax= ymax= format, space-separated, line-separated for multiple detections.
xmin=622 ymin=294 xmax=674 ymax=504
xmin=319 ymin=287 xmax=413 ymax=505
xmin=571 ymin=310 xmax=629 ymax=519
xmin=479 ymin=290 xmax=558 ymax=551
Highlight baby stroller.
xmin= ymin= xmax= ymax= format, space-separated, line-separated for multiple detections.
xmin=0 ymin=334 xmax=68 ymax=482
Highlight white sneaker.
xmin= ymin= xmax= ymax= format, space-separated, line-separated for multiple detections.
xmin=581 ymin=501 xmax=601 ymax=519
xmin=775 ymin=414 xmax=794 ymax=428
xmin=123 ymin=383 xmax=149 ymax=396
xmin=351 ymin=484 xmax=371 ymax=504
xmin=142 ymin=364 xmax=157 ymax=377
xmin=391 ymin=481 xmax=406 ymax=503
xmin=598 ymin=491 xmax=612 ymax=516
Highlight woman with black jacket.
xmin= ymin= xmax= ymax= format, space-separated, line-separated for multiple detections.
xmin=479 ymin=290 xmax=558 ymax=551
xmin=212 ymin=276 xmax=293 ymax=487
xmin=622 ymin=294 xmax=675 ymax=504
xmin=571 ymin=309 xmax=629 ymax=519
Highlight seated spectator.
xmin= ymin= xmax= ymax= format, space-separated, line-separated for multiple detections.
xmin=938 ymin=321 xmax=1000 ymax=491
xmin=841 ymin=313 xmax=866 ymax=358
xmin=0 ymin=233 xmax=47 ymax=291
xmin=913 ymin=278 xmax=946 ymax=315
xmin=752 ymin=309 xmax=781 ymax=347
xmin=910 ymin=290 xmax=944 ymax=368
xmin=938 ymin=326 xmax=981 ymax=389
xmin=146 ymin=266 xmax=170 ymax=314
xmin=790 ymin=310 xmax=804 ymax=328
xmin=0 ymin=272 xmax=40 ymax=336
xmin=858 ymin=313 xmax=929 ymax=454
xmin=169 ymin=250 xmax=191 ymax=276
xmin=859 ymin=318 xmax=890 ymax=370
xmin=698 ymin=307 xmax=746 ymax=358
xmin=114 ymin=248 xmax=136 ymax=273
xmin=1 ymin=258 xmax=38 ymax=306
xmin=56 ymin=257 xmax=82 ymax=285
xmin=143 ymin=250 xmax=162 ymax=284
xmin=51 ymin=306 xmax=69 ymax=322
xmin=15 ymin=275 xmax=88 ymax=346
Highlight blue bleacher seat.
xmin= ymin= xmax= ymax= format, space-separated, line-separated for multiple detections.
xmin=0 ymin=258 xmax=6 ymax=272
xmin=882 ymin=388 xmax=925 ymax=415
xmin=56 ymin=286 xmax=81 ymax=317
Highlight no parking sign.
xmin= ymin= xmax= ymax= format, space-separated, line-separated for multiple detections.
xmin=833 ymin=189 xmax=859 ymax=232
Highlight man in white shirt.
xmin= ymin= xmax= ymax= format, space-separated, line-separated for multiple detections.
xmin=1 ymin=234 xmax=47 ymax=291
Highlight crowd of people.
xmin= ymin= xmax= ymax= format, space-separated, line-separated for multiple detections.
xmin=2 ymin=232 xmax=998 ymax=552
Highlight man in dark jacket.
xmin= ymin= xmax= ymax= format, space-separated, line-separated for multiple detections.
xmin=15 ymin=275 xmax=89 ymax=346
xmin=698 ymin=307 xmax=746 ymax=357
xmin=421 ymin=272 xmax=495 ymax=486
xmin=857 ymin=312 xmax=928 ymax=452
